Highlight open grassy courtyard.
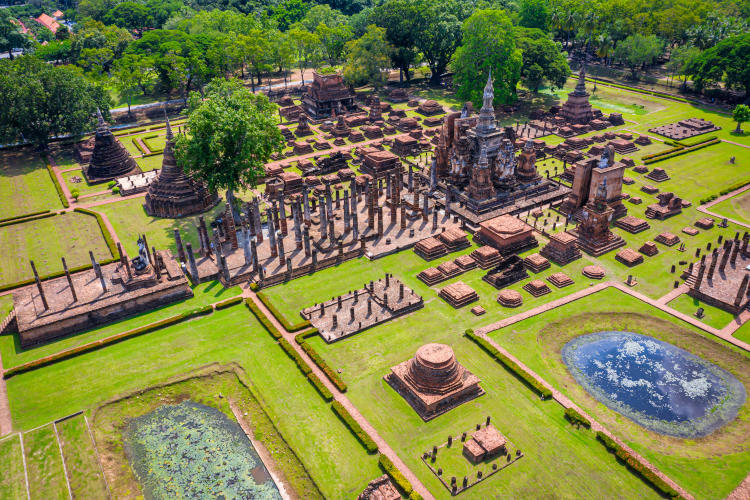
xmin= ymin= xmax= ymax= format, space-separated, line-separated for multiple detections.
xmin=709 ymin=189 xmax=750 ymax=226
xmin=0 ymin=149 xmax=62 ymax=219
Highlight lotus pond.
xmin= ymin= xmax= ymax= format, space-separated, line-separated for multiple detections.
xmin=125 ymin=400 xmax=282 ymax=499
xmin=562 ymin=331 xmax=746 ymax=438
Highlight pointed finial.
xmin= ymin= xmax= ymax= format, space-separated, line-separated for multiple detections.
xmin=164 ymin=108 xmax=173 ymax=140
xmin=96 ymin=108 xmax=104 ymax=125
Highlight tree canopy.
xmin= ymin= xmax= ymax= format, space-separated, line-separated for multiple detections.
xmin=516 ymin=27 xmax=569 ymax=92
xmin=689 ymin=34 xmax=750 ymax=96
xmin=343 ymin=24 xmax=391 ymax=89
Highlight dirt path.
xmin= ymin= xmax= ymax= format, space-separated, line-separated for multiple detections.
xmin=242 ymin=287 xmax=435 ymax=500
xmin=721 ymin=139 xmax=750 ymax=150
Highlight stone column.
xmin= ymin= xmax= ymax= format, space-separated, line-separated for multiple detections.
xmin=422 ymin=191 xmax=429 ymax=222
xmin=89 ymin=250 xmax=107 ymax=292
xmin=429 ymin=159 xmax=437 ymax=192
xmin=325 ymin=183 xmax=333 ymax=217
xmin=142 ymin=234 xmax=153 ymax=267
xmin=266 ymin=208 xmax=278 ymax=257
xmin=311 ymin=249 xmax=318 ymax=269
xmin=278 ymin=194 xmax=288 ymax=236
xmin=198 ymin=216 xmax=210 ymax=256
xmin=245 ymin=202 xmax=255 ymax=239
xmin=173 ymin=229 xmax=186 ymax=262
xmin=343 ymin=190 xmax=351 ymax=233
xmin=377 ymin=206 xmax=383 ymax=236
xmin=335 ymin=189 xmax=341 ymax=209
xmin=351 ymin=206 xmax=359 ymax=241
xmin=445 ymin=189 xmax=452 ymax=216
xmin=320 ymin=197 xmax=328 ymax=240
xmin=212 ymin=228 xmax=223 ymax=260
xmin=731 ymin=239 xmax=740 ymax=265
xmin=250 ymin=238 xmax=259 ymax=271
xmin=734 ymin=275 xmax=749 ymax=308
xmin=220 ymin=252 xmax=230 ymax=282
xmin=61 ymin=257 xmax=77 ymax=302
xmin=152 ymin=247 xmax=162 ymax=279
xmin=225 ymin=205 xmax=239 ymax=250
xmin=303 ymin=186 xmax=311 ymax=225
xmin=254 ymin=198 xmax=264 ymax=243
xmin=186 ymin=242 xmax=199 ymax=282
xmin=116 ymin=242 xmax=130 ymax=279
xmin=408 ymin=163 xmax=414 ymax=192
xmin=293 ymin=200 xmax=303 ymax=250
xmin=400 ymin=203 xmax=406 ymax=230
xmin=432 ymin=206 xmax=438 ymax=230
xmin=30 ymin=260 xmax=48 ymax=310
xmin=367 ymin=181 xmax=375 ymax=229
xmin=277 ymin=231 xmax=285 ymax=266
xmin=272 ymin=201 xmax=281 ymax=235
xmin=303 ymin=225 xmax=311 ymax=256
xmin=242 ymin=228 xmax=253 ymax=265
xmin=386 ymin=174 xmax=392 ymax=200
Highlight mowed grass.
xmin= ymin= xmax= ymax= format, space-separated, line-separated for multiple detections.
xmin=23 ymin=424 xmax=68 ymax=500
xmin=95 ymin=196 xmax=226 ymax=257
xmin=486 ymin=288 xmax=750 ymax=499
xmin=56 ymin=414 xmax=108 ymax=499
xmin=6 ymin=306 xmax=380 ymax=499
xmin=709 ymin=188 xmax=750 ymax=225
xmin=0 ymin=281 xmax=241 ymax=369
xmin=0 ymin=434 xmax=27 ymax=499
xmin=0 ymin=212 xmax=112 ymax=286
xmin=0 ymin=148 xmax=62 ymax=219
xmin=61 ymin=169 xmax=110 ymax=197
xmin=668 ymin=293 xmax=735 ymax=329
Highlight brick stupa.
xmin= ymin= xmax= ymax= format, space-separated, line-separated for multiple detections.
xmin=145 ymin=118 xmax=219 ymax=218
xmin=83 ymin=109 xmax=140 ymax=184
xmin=386 ymin=343 xmax=484 ymax=421
xmin=560 ymin=66 xmax=594 ymax=125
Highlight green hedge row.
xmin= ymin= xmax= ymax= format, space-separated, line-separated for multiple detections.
xmin=257 ymin=292 xmax=311 ymax=331
xmin=641 ymin=146 xmax=683 ymax=161
xmin=596 ymin=432 xmax=682 ymax=498
xmin=331 ymin=401 xmax=377 ymax=453
xmin=244 ymin=298 xmax=333 ymax=401
xmin=299 ymin=339 xmax=347 ymax=392
xmin=0 ymin=211 xmax=56 ymax=228
xmin=0 ymin=256 xmax=119 ymax=294
xmin=214 ymin=296 xmax=244 ymax=310
xmin=643 ymin=139 xmax=720 ymax=165
xmin=113 ymin=125 xmax=150 ymax=136
xmin=46 ymin=160 xmax=69 ymax=208
xmin=295 ymin=329 xmax=319 ymax=344
xmin=131 ymin=137 xmax=147 ymax=155
xmin=73 ymin=207 xmax=118 ymax=258
xmin=378 ymin=454 xmax=422 ymax=500
xmin=675 ymin=135 xmax=718 ymax=148
xmin=0 ymin=210 xmax=51 ymax=224
xmin=699 ymin=178 xmax=750 ymax=205
xmin=564 ymin=407 xmax=591 ymax=428
xmin=4 ymin=305 xmax=213 ymax=378
xmin=585 ymin=78 xmax=690 ymax=103
xmin=465 ymin=330 xmax=553 ymax=399
xmin=142 ymin=134 xmax=164 ymax=154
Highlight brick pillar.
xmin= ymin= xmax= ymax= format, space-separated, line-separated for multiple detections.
xmin=173 ymin=229 xmax=186 ymax=262
xmin=30 ymin=260 xmax=48 ymax=310
xmin=61 ymin=257 xmax=77 ymax=302
xmin=185 ymin=242 xmax=199 ymax=282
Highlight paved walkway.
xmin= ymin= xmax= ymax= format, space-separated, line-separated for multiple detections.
xmin=697 ymin=184 xmax=750 ymax=230
xmin=656 ymin=284 xmax=689 ymax=304
xmin=242 ymin=287 xmax=435 ymax=500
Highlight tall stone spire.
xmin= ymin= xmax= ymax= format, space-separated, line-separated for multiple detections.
xmin=572 ymin=63 xmax=588 ymax=96
xmin=83 ymin=108 xmax=140 ymax=183
xmin=477 ymin=69 xmax=496 ymax=133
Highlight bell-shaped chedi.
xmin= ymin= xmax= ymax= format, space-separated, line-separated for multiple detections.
xmin=144 ymin=118 xmax=219 ymax=218
xmin=83 ymin=109 xmax=140 ymax=184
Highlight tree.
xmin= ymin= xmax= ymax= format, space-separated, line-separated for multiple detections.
xmin=271 ymin=0 xmax=311 ymax=31
xmin=613 ymin=34 xmax=664 ymax=79
xmin=289 ymin=24 xmax=320 ymax=84
xmin=300 ymin=4 xmax=346 ymax=32
xmin=516 ymin=27 xmax=569 ymax=92
xmin=315 ymin=22 xmax=353 ymax=66
xmin=174 ymin=78 xmax=283 ymax=214
xmin=732 ymin=104 xmax=750 ymax=134
xmin=343 ymin=24 xmax=391 ymax=89
xmin=237 ymin=30 xmax=271 ymax=91
xmin=374 ymin=0 xmax=420 ymax=84
xmin=452 ymin=9 xmax=522 ymax=107
xmin=689 ymin=34 xmax=750 ymax=96
xmin=0 ymin=10 xmax=30 ymax=59
xmin=103 ymin=2 xmax=150 ymax=30
xmin=519 ymin=0 xmax=549 ymax=31
xmin=413 ymin=0 xmax=470 ymax=85
xmin=0 ymin=56 xmax=111 ymax=149
xmin=113 ymin=54 xmax=155 ymax=114
xmin=666 ymin=44 xmax=699 ymax=89
xmin=268 ymin=30 xmax=295 ymax=87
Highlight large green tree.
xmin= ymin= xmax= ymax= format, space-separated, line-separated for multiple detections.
xmin=689 ymin=34 xmax=750 ymax=96
xmin=0 ymin=56 xmax=111 ymax=148
xmin=174 ymin=78 xmax=283 ymax=211
xmin=452 ymin=9 xmax=522 ymax=106
xmin=516 ymin=27 xmax=569 ymax=92
xmin=613 ymin=34 xmax=664 ymax=79
xmin=374 ymin=0 xmax=420 ymax=84
xmin=733 ymin=104 xmax=750 ymax=134
xmin=519 ymin=0 xmax=550 ymax=31
xmin=343 ymin=24 xmax=391 ymax=89
xmin=413 ymin=0 xmax=471 ymax=85
xmin=0 ymin=9 xmax=30 ymax=59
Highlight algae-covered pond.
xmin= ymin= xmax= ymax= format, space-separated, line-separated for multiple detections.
xmin=562 ymin=331 xmax=746 ymax=438
xmin=125 ymin=400 xmax=282 ymax=499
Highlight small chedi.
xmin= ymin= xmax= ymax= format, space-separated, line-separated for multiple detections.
xmin=570 ymin=179 xmax=625 ymax=256
xmin=560 ymin=65 xmax=594 ymax=125
xmin=301 ymin=71 xmax=357 ymax=120
xmin=560 ymin=145 xmax=627 ymax=220
xmin=83 ymin=109 xmax=140 ymax=184
xmin=386 ymin=343 xmax=484 ymax=421
xmin=144 ymin=118 xmax=219 ymax=218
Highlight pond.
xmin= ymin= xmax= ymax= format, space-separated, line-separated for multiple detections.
xmin=562 ymin=331 xmax=746 ymax=438
xmin=125 ymin=401 xmax=282 ymax=500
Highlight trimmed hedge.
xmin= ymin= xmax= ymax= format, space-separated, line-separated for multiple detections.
xmin=0 ymin=210 xmax=51 ymax=224
xmin=46 ymin=160 xmax=69 ymax=208
xmin=0 ymin=211 xmax=57 ymax=228
xmin=142 ymin=134 xmax=164 ymax=154
xmin=257 ymin=291 xmax=311 ymax=331
xmin=465 ymin=329 xmax=553 ymax=399
xmin=299 ymin=339 xmax=347 ymax=392
xmin=675 ymin=135 xmax=717 ymax=148
xmin=596 ymin=432 xmax=682 ymax=498
xmin=132 ymin=137 xmax=148 ymax=155
xmin=643 ymin=139 xmax=720 ymax=165
xmin=641 ymin=146 xmax=683 ymax=161
xmin=113 ymin=125 xmax=149 ymax=136
xmin=295 ymin=329 xmax=319 ymax=344
xmin=214 ymin=296 xmax=244 ymax=310
xmin=4 ymin=305 xmax=213 ymax=378
xmin=73 ymin=207 xmax=118 ymax=257
xmin=379 ymin=454 xmax=422 ymax=499
xmin=585 ymin=78 xmax=690 ymax=103
xmin=245 ymin=298 xmax=281 ymax=339
xmin=699 ymin=178 xmax=750 ymax=205
xmin=564 ymin=407 xmax=591 ymax=428
xmin=331 ymin=400 xmax=377 ymax=453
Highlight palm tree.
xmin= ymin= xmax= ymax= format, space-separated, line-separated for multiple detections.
xmin=595 ymin=33 xmax=613 ymax=65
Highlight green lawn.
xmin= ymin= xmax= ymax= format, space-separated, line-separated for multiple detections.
xmin=0 ymin=211 xmax=112 ymax=286
xmin=23 ymin=424 xmax=68 ymax=500
xmin=0 ymin=434 xmax=26 ymax=500
xmin=0 ymin=149 xmax=62 ymax=219
xmin=709 ymin=189 xmax=750 ymax=225
xmin=61 ymin=169 xmax=110 ymax=197
xmin=6 ymin=305 xmax=380 ymax=499
xmin=0 ymin=281 xmax=241 ymax=369
xmin=136 ymin=154 xmax=164 ymax=171
xmin=668 ymin=292 xmax=735 ymax=329
xmin=486 ymin=288 xmax=750 ymax=500
xmin=57 ymin=414 xmax=108 ymax=499
xmin=94 ymin=196 xmax=226 ymax=257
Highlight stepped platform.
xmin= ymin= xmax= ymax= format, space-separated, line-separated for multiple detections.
xmin=614 ymin=215 xmax=650 ymax=234
xmin=655 ymin=232 xmax=680 ymax=246
xmin=524 ymin=253 xmax=551 ymax=273
xmin=547 ymin=272 xmax=574 ymax=288
xmin=470 ymin=246 xmax=503 ymax=269
xmin=582 ymin=265 xmax=606 ymax=279
xmin=439 ymin=282 xmax=479 ymax=308
xmin=616 ymin=248 xmax=644 ymax=267
xmin=497 ymin=289 xmax=523 ymax=308
xmin=523 ymin=279 xmax=551 ymax=297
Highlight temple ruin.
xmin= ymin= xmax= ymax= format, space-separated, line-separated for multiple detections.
xmin=83 ymin=110 xmax=140 ymax=184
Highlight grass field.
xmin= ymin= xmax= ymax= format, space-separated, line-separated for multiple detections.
xmin=23 ymin=424 xmax=68 ymax=499
xmin=61 ymin=169 xmax=110 ymax=198
xmin=57 ymin=414 xmax=108 ymax=499
xmin=0 ymin=149 xmax=62 ymax=219
xmin=0 ymin=281 xmax=241 ymax=369
xmin=709 ymin=189 xmax=750 ymax=225
xmin=6 ymin=305 xmax=380 ymax=499
xmin=486 ymin=288 xmax=750 ymax=499
xmin=667 ymin=293 xmax=735 ymax=329
xmin=0 ymin=211 xmax=112 ymax=286
xmin=0 ymin=434 xmax=27 ymax=499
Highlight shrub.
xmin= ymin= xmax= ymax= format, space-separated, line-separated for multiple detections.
xmin=299 ymin=340 xmax=347 ymax=392
xmin=596 ymin=432 xmax=682 ymax=498
xmin=112 ymin=186 xmax=120 ymax=194
xmin=331 ymin=401 xmax=377 ymax=453
xmin=257 ymin=291 xmax=311 ymax=331
xmin=641 ymin=146 xmax=683 ymax=161
xmin=107 ymin=180 xmax=116 ymax=188
xmin=585 ymin=78 xmax=690 ymax=103
xmin=674 ymin=135 xmax=717 ymax=148
xmin=379 ymin=454 xmax=415 ymax=496
xmin=0 ymin=211 xmax=56 ymax=228
xmin=73 ymin=207 xmax=118 ymax=257
xmin=249 ymin=282 xmax=260 ymax=291
xmin=643 ymin=139 xmax=720 ymax=165
xmin=70 ymin=188 xmax=80 ymax=200
xmin=131 ymin=137 xmax=148 ymax=154
xmin=45 ymin=159 xmax=69 ymax=208
xmin=214 ymin=296 xmax=243 ymax=310
xmin=465 ymin=330 xmax=553 ymax=399
xmin=245 ymin=298 xmax=282 ymax=339
xmin=295 ymin=329 xmax=319 ymax=344
xmin=564 ymin=407 xmax=591 ymax=428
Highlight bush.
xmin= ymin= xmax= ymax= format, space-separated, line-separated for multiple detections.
xmin=107 ymin=181 xmax=116 ymax=188
xmin=0 ymin=210 xmax=51 ymax=224
xmin=379 ymin=454 xmax=416 ymax=497
xmin=245 ymin=298 xmax=282 ymax=339
xmin=0 ymin=211 xmax=56 ymax=228
xmin=596 ymin=432 xmax=682 ymax=498
xmin=331 ymin=401 xmax=377 ymax=453
xmin=675 ymin=135 xmax=717 ymax=148
xmin=70 ymin=188 xmax=80 ymax=200
xmin=564 ymin=407 xmax=591 ymax=428
xmin=257 ymin=291 xmax=311 ymax=331
xmin=643 ymin=139 xmax=720 ymax=165
xmin=295 ymin=329 xmax=319 ymax=344
xmin=131 ymin=137 xmax=148 ymax=154
xmin=249 ymin=282 xmax=260 ymax=291
xmin=214 ymin=296 xmax=243 ymax=310
xmin=45 ymin=159 xmax=69 ymax=208
xmin=641 ymin=146 xmax=683 ymax=161
xmin=73 ymin=207 xmax=118 ymax=257
xmin=585 ymin=78 xmax=690 ymax=103
xmin=112 ymin=186 xmax=120 ymax=194
xmin=299 ymin=340 xmax=347 ymax=392
xmin=465 ymin=329 xmax=553 ymax=399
